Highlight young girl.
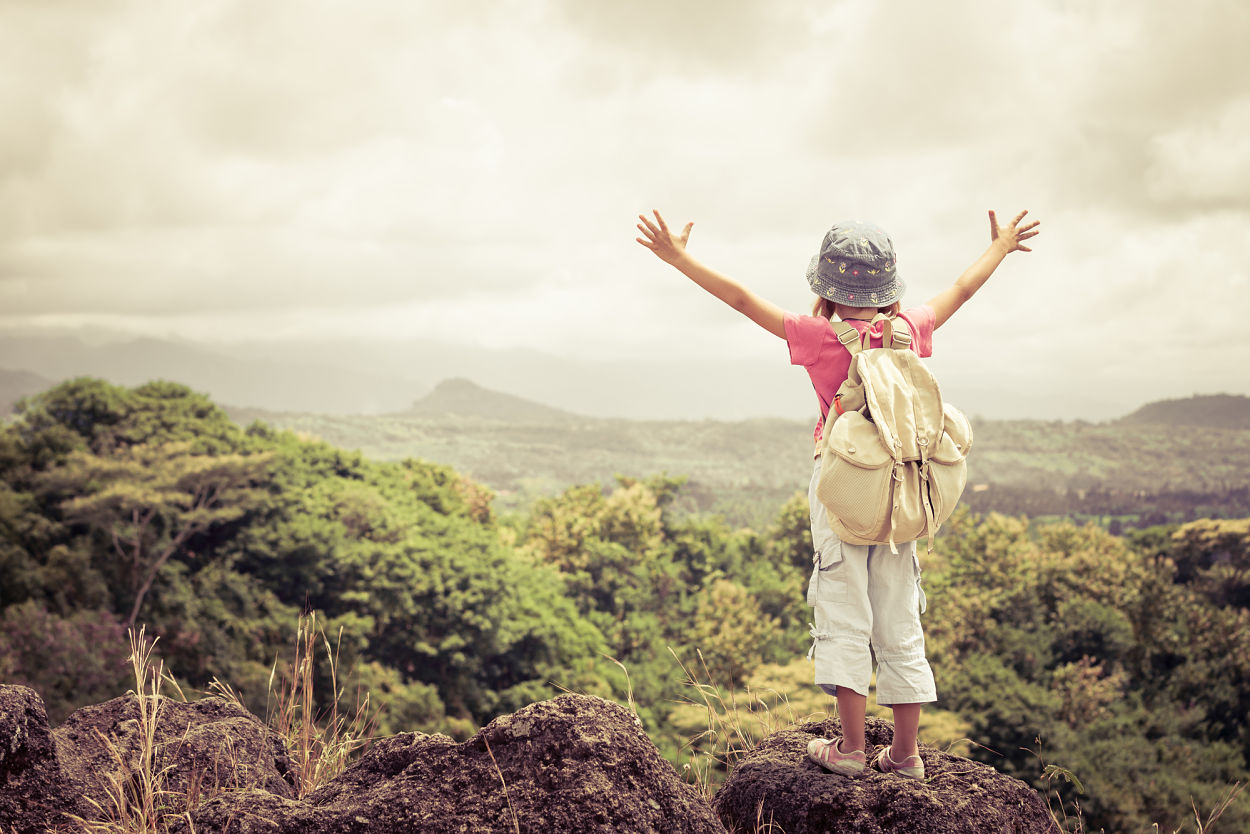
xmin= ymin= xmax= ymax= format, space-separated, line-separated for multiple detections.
xmin=635 ymin=208 xmax=1040 ymax=779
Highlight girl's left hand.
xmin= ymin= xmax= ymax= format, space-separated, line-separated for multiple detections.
xmin=636 ymin=210 xmax=694 ymax=265
xmin=989 ymin=209 xmax=1041 ymax=254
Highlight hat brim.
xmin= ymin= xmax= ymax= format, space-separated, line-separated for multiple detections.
xmin=807 ymin=255 xmax=905 ymax=307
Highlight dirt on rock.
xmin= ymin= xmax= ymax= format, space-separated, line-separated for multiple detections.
xmin=713 ymin=714 xmax=1058 ymax=834
xmin=183 ymin=693 xmax=727 ymax=834
xmin=0 ymin=684 xmax=295 ymax=834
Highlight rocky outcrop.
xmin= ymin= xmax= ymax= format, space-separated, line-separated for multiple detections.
xmin=713 ymin=715 xmax=1058 ymax=834
xmin=0 ymin=684 xmax=294 ymax=834
xmin=4 ymin=683 xmax=1061 ymax=834
xmin=183 ymin=694 xmax=727 ymax=834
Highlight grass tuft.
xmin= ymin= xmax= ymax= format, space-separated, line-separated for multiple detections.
xmin=259 ymin=612 xmax=377 ymax=797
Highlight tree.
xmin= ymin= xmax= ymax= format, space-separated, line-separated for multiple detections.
xmin=687 ymin=579 xmax=778 ymax=688
xmin=40 ymin=442 xmax=271 ymax=628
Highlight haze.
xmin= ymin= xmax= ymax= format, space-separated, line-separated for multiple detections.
xmin=1 ymin=0 xmax=1248 ymax=421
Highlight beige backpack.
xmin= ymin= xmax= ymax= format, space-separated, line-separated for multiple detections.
xmin=815 ymin=314 xmax=973 ymax=553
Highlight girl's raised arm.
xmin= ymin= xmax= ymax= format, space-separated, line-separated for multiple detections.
xmin=928 ymin=209 xmax=1040 ymax=330
xmin=636 ymin=210 xmax=787 ymax=339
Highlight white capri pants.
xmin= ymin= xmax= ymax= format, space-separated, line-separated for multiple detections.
xmin=806 ymin=457 xmax=937 ymax=706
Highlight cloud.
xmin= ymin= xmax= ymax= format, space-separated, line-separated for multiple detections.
xmin=1147 ymin=96 xmax=1250 ymax=209
xmin=0 ymin=0 xmax=1248 ymax=417
xmin=548 ymin=0 xmax=812 ymax=76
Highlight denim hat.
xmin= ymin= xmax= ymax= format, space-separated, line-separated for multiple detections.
xmin=805 ymin=220 xmax=905 ymax=307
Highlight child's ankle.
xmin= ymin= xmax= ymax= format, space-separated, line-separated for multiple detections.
xmin=889 ymin=743 xmax=919 ymax=761
xmin=837 ymin=738 xmax=865 ymax=754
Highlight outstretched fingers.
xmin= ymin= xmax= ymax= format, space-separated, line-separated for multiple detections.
xmin=636 ymin=214 xmax=659 ymax=249
xmin=652 ymin=209 xmax=669 ymax=233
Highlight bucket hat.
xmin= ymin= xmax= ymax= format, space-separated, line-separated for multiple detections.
xmin=805 ymin=220 xmax=905 ymax=307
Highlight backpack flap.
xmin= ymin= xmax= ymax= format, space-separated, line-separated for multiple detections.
xmin=857 ymin=349 xmax=944 ymax=460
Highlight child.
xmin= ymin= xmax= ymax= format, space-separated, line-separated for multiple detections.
xmin=635 ymin=208 xmax=1040 ymax=779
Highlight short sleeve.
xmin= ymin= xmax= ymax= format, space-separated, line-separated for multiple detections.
xmin=900 ymin=305 xmax=935 ymax=358
xmin=783 ymin=313 xmax=829 ymax=367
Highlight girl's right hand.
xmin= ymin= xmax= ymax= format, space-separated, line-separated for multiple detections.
xmin=989 ymin=209 xmax=1041 ymax=254
xmin=636 ymin=210 xmax=694 ymax=265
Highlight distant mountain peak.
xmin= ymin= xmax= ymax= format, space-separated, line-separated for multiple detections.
xmin=431 ymin=377 xmax=488 ymax=394
xmin=1118 ymin=393 xmax=1250 ymax=429
xmin=405 ymin=378 xmax=581 ymax=422
xmin=0 ymin=368 xmax=56 ymax=416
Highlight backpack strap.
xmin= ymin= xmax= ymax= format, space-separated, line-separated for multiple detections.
xmin=836 ymin=315 xmax=913 ymax=352
xmin=830 ymin=320 xmax=865 ymax=355
xmin=870 ymin=313 xmax=912 ymax=351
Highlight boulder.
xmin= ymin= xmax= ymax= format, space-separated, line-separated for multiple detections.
xmin=0 ymin=685 xmax=67 ymax=834
xmin=0 ymin=684 xmax=295 ymax=834
xmin=713 ymin=715 xmax=1057 ymax=834
xmin=184 ymin=693 xmax=726 ymax=834
xmin=54 ymin=693 xmax=296 ymax=802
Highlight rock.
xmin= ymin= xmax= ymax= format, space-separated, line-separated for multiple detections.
xmin=0 ymin=685 xmax=67 ymax=834
xmin=0 ymin=685 xmax=55 ymax=785
xmin=185 ymin=694 xmax=726 ymax=834
xmin=54 ymin=693 xmax=296 ymax=801
xmin=713 ymin=715 xmax=1057 ymax=834
xmin=0 ymin=684 xmax=295 ymax=833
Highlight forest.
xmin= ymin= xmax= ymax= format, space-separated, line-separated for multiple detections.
xmin=2 ymin=378 xmax=1249 ymax=832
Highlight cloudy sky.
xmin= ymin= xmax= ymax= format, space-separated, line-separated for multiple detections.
xmin=1 ymin=0 xmax=1248 ymax=420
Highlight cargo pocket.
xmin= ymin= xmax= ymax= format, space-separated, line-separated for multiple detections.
xmin=806 ymin=541 xmax=848 ymax=606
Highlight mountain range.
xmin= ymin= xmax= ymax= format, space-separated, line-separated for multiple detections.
xmin=1 ymin=329 xmax=1139 ymax=421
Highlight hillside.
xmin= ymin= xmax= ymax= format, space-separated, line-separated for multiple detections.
xmin=0 ymin=334 xmax=426 ymax=415
xmin=1118 ymin=393 xmax=1250 ymax=429
xmin=405 ymin=377 xmax=583 ymax=422
xmin=0 ymin=368 xmax=54 ymax=416
xmin=229 ymin=381 xmax=1250 ymax=528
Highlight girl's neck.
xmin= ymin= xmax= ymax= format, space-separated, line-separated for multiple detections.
xmin=835 ymin=305 xmax=885 ymax=322
xmin=834 ymin=303 xmax=888 ymax=321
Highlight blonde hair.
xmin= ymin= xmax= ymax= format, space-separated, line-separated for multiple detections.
xmin=811 ymin=297 xmax=901 ymax=320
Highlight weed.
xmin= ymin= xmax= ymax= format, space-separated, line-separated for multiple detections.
xmin=260 ymin=612 xmax=377 ymax=797
xmin=483 ymin=735 xmax=521 ymax=834
xmin=1166 ymin=781 xmax=1246 ymax=834
xmin=65 ymin=627 xmax=196 ymax=834
xmin=669 ymin=647 xmax=818 ymax=798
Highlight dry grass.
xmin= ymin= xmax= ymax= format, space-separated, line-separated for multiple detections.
xmin=669 ymin=648 xmax=821 ymax=800
xmin=61 ymin=616 xmax=376 ymax=832
xmin=483 ymin=735 xmax=521 ymax=834
xmin=1167 ymin=782 xmax=1246 ymax=834
xmin=66 ymin=627 xmax=197 ymax=834
xmin=213 ymin=612 xmax=376 ymax=798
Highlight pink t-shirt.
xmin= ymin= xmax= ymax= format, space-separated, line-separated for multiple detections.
xmin=784 ymin=306 xmax=936 ymax=444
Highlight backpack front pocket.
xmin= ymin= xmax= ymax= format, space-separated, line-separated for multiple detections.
xmin=816 ymin=412 xmax=893 ymax=543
